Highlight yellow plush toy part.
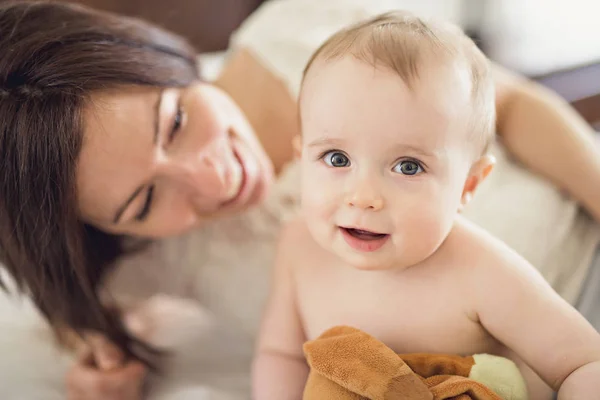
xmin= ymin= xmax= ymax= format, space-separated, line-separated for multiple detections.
xmin=303 ymin=326 xmax=529 ymax=400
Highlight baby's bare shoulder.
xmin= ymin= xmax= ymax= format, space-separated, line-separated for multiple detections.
xmin=443 ymin=216 xmax=536 ymax=278
xmin=440 ymin=217 xmax=554 ymax=315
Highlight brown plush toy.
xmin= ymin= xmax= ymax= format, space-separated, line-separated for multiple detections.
xmin=303 ymin=326 xmax=529 ymax=400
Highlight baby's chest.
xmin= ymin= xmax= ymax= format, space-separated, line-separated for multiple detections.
xmin=295 ymin=269 xmax=500 ymax=356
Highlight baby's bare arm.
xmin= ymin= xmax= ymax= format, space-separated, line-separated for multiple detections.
xmin=471 ymin=232 xmax=600 ymax=395
xmin=252 ymin=221 xmax=309 ymax=400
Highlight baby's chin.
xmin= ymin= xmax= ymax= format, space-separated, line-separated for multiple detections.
xmin=333 ymin=248 xmax=413 ymax=272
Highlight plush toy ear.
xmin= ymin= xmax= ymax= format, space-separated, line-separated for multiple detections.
xmin=468 ymin=354 xmax=529 ymax=400
xmin=303 ymin=326 xmax=432 ymax=400
xmin=459 ymin=154 xmax=496 ymax=212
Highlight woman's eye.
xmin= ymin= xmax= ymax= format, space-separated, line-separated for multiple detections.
xmin=168 ymin=107 xmax=183 ymax=142
xmin=135 ymin=185 xmax=154 ymax=222
xmin=323 ymin=151 xmax=350 ymax=167
xmin=393 ymin=160 xmax=423 ymax=176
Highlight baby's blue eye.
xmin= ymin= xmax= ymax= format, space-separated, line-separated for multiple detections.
xmin=323 ymin=151 xmax=350 ymax=167
xmin=393 ymin=160 xmax=423 ymax=175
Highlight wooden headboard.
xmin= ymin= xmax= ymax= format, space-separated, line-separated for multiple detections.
xmin=535 ymin=62 xmax=600 ymax=130
xmin=67 ymin=0 xmax=267 ymax=52
xmin=33 ymin=1 xmax=600 ymax=129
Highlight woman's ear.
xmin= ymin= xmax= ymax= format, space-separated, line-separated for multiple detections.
xmin=292 ymin=135 xmax=302 ymax=159
xmin=459 ymin=154 xmax=496 ymax=211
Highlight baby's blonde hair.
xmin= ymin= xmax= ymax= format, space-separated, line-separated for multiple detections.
xmin=302 ymin=11 xmax=496 ymax=154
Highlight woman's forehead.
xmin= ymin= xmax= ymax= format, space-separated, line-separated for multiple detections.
xmin=84 ymin=87 xmax=160 ymax=131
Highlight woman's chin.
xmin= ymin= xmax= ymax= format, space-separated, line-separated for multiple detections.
xmin=250 ymin=168 xmax=274 ymax=205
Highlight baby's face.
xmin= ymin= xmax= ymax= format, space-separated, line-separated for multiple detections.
xmin=299 ymin=56 xmax=478 ymax=271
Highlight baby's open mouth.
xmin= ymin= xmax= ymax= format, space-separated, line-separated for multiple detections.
xmin=341 ymin=227 xmax=388 ymax=241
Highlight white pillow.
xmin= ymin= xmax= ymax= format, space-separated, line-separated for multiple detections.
xmin=479 ymin=0 xmax=600 ymax=75
xmin=197 ymin=51 xmax=228 ymax=82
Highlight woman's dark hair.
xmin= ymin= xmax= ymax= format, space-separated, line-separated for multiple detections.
xmin=0 ymin=0 xmax=200 ymax=364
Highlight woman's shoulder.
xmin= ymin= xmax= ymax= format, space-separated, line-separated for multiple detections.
xmin=229 ymin=0 xmax=382 ymax=97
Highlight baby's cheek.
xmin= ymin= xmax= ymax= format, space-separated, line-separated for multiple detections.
xmin=394 ymin=203 xmax=454 ymax=263
xmin=301 ymin=194 xmax=334 ymax=239
xmin=302 ymin=192 xmax=332 ymax=217
xmin=300 ymin=173 xmax=339 ymax=219
xmin=300 ymin=183 xmax=339 ymax=247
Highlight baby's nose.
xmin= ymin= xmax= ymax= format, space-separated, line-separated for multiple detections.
xmin=345 ymin=181 xmax=384 ymax=211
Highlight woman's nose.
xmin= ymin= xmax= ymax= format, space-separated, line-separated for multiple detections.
xmin=344 ymin=177 xmax=385 ymax=211
xmin=160 ymin=141 xmax=236 ymax=202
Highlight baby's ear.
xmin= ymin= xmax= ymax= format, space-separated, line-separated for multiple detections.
xmin=292 ymin=135 xmax=303 ymax=159
xmin=459 ymin=154 xmax=495 ymax=211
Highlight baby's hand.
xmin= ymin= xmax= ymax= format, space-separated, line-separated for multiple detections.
xmin=123 ymin=294 xmax=214 ymax=350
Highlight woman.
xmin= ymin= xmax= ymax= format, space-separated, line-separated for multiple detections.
xmin=0 ymin=1 xmax=598 ymax=399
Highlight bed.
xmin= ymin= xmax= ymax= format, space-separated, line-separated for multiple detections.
xmin=0 ymin=1 xmax=598 ymax=399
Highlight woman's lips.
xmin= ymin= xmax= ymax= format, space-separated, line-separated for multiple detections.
xmin=220 ymin=149 xmax=248 ymax=208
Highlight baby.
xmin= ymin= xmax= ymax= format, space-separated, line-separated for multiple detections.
xmin=252 ymin=11 xmax=600 ymax=400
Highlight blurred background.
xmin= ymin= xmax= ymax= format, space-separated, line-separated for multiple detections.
xmin=11 ymin=0 xmax=600 ymax=129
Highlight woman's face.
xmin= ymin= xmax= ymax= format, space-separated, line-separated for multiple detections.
xmin=77 ymin=82 xmax=274 ymax=238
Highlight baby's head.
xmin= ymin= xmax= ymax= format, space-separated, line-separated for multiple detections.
xmin=298 ymin=11 xmax=495 ymax=271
